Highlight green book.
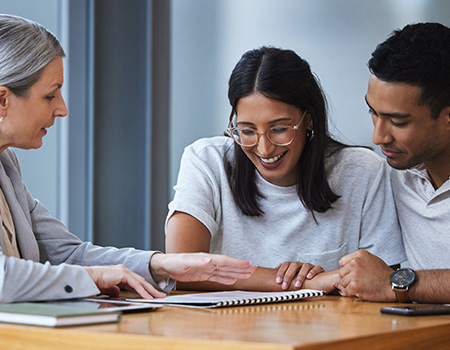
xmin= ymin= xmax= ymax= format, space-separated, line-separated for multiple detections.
xmin=0 ymin=302 xmax=121 ymax=327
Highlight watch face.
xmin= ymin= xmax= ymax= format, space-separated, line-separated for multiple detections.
xmin=390 ymin=268 xmax=415 ymax=288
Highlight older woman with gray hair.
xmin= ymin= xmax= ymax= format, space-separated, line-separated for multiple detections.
xmin=0 ymin=14 xmax=255 ymax=303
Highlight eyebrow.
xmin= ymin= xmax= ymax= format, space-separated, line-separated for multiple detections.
xmin=236 ymin=117 xmax=293 ymax=126
xmin=47 ymin=83 xmax=62 ymax=91
xmin=365 ymin=96 xmax=411 ymax=119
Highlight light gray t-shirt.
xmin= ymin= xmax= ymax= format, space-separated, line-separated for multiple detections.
xmin=167 ymin=136 xmax=406 ymax=271
xmin=391 ymin=165 xmax=450 ymax=269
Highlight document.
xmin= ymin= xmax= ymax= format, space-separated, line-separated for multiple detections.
xmin=128 ymin=289 xmax=325 ymax=308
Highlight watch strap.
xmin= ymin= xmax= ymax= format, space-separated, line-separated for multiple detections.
xmin=392 ymin=287 xmax=411 ymax=303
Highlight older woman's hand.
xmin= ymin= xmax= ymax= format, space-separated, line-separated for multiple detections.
xmin=150 ymin=253 xmax=257 ymax=285
xmin=84 ymin=265 xmax=166 ymax=299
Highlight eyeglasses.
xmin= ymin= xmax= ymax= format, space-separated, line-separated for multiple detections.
xmin=227 ymin=110 xmax=307 ymax=147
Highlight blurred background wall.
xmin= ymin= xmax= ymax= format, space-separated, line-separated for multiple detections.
xmin=1 ymin=0 xmax=449 ymax=251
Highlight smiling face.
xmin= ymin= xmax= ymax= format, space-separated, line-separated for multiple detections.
xmin=366 ymin=75 xmax=450 ymax=174
xmin=235 ymin=93 xmax=311 ymax=187
xmin=0 ymin=56 xmax=68 ymax=152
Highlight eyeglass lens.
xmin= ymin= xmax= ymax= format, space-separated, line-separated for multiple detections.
xmin=232 ymin=126 xmax=294 ymax=146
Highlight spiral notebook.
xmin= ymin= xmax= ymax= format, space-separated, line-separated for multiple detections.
xmin=127 ymin=289 xmax=325 ymax=308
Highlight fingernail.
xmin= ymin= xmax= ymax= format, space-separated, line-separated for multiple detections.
xmin=306 ymin=273 xmax=312 ymax=279
xmin=202 ymin=257 xmax=212 ymax=263
xmin=282 ymin=282 xmax=288 ymax=290
xmin=276 ymin=277 xmax=282 ymax=283
xmin=295 ymin=281 xmax=301 ymax=288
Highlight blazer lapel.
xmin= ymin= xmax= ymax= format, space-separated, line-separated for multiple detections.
xmin=0 ymin=153 xmax=39 ymax=261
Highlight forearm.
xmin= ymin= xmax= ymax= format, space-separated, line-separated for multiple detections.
xmin=176 ymin=267 xmax=338 ymax=293
xmin=176 ymin=267 xmax=283 ymax=291
xmin=409 ymin=270 xmax=450 ymax=303
xmin=0 ymin=255 xmax=99 ymax=303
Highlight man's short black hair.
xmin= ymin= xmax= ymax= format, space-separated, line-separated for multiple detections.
xmin=369 ymin=22 xmax=450 ymax=119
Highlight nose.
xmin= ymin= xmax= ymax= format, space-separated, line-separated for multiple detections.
xmin=372 ymin=117 xmax=393 ymax=145
xmin=256 ymin=132 xmax=276 ymax=155
xmin=56 ymin=93 xmax=69 ymax=118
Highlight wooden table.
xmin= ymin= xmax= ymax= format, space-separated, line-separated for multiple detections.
xmin=1 ymin=295 xmax=450 ymax=350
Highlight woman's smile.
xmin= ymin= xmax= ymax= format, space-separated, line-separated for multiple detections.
xmin=257 ymin=150 xmax=288 ymax=167
xmin=236 ymin=93 xmax=309 ymax=187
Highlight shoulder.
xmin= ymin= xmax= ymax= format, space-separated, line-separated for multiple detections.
xmin=326 ymin=147 xmax=385 ymax=179
xmin=327 ymin=146 xmax=383 ymax=169
xmin=184 ymin=136 xmax=234 ymax=159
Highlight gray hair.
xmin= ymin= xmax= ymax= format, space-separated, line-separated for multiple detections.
xmin=0 ymin=14 xmax=65 ymax=96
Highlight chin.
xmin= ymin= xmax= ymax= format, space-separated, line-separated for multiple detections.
xmin=387 ymin=158 xmax=416 ymax=171
xmin=31 ymin=141 xmax=44 ymax=149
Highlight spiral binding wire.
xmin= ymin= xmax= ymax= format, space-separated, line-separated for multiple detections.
xmin=215 ymin=290 xmax=324 ymax=308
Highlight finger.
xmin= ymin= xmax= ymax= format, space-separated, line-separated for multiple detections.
xmin=207 ymin=263 xmax=256 ymax=280
xmin=335 ymin=282 xmax=346 ymax=296
xmin=214 ymin=270 xmax=255 ymax=280
xmin=276 ymin=262 xmax=290 ymax=284
xmin=100 ymin=285 xmax=121 ymax=297
xmin=182 ymin=255 xmax=255 ymax=274
xmin=209 ymin=264 xmax=257 ymax=276
xmin=339 ymin=250 xmax=360 ymax=267
xmin=122 ymin=271 xmax=166 ymax=299
xmin=336 ymin=272 xmax=353 ymax=296
xmin=210 ymin=268 xmax=256 ymax=281
xmin=209 ymin=254 xmax=254 ymax=269
xmin=136 ymin=278 xmax=166 ymax=299
xmin=306 ymin=265 xmax=325 ymax=279
xmin=185 ymin=269 xmax=248 ymax=284
xmin=294 ymin=263 xmax=315 ymax=288
xmin=338 ymin=260 xmax=352 ymax=279
xmin=208 ymin=275 xmax=239 ymax=285
xmin=282 ymin=263 xmax=302 ymax=290
xmin=192 ymin=263 xmax=254 ymax=278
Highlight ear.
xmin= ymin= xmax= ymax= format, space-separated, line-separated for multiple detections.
xmin=0 ymin=86 xmax=10 ymax=110
xmin=306 ymin=112 xmax=314 ymax=130
xmin=440 ymin=106 xmax=450 ymax=132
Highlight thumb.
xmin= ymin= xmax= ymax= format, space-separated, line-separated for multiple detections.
xmin=99 ymin=285 xmax=121 ymax=297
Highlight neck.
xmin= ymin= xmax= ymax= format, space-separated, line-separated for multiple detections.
xmin=0 ymin=142 xmax=9 ymax=155
xmin=424 ymin=160 xmax=450 ymax=189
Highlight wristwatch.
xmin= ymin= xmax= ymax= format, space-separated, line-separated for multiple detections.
xmin=390 ymin=268 xmax=416 ymax=303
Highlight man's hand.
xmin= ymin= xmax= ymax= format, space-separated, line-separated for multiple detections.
xmin=337 ymin=250 xmax=396 ymax=301
xmin=150 ymin=253 xmax=256 ymax=285
xmin=84 ymin=265 xmax=166 ymax=299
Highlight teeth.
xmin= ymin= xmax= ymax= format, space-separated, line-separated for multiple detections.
xmin=261 ymin=152 xmax=285 ymax=164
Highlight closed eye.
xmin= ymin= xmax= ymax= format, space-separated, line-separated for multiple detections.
xmin=270 ymin=126 xmax=289 ymax=134
xmin=391 ymin=120 xmax=407 ymax=127
xmin=239 ymin=128 xmax=256 ymax=136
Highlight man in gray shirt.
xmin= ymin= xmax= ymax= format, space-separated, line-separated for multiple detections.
xmin=337 ymin=22 xmax=450 ymax=303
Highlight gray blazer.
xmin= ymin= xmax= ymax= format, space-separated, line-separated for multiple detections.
xmin=0 ymin=149 xmax=164 ymax=303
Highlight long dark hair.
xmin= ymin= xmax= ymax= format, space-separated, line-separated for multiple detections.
xmin=225 ymin=46 xmax=346 ymax=218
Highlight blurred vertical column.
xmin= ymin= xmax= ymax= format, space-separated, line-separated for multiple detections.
xmin=59 ymin=0 xmax=170 ymax=250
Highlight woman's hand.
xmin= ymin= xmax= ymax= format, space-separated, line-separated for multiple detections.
xmin=150 ymin=253 xmax=257 ymax=285
xmin=84 ymin=265 xmax=166 ymax=299
xmin=275 ymin=261 xmax=324 ymax=290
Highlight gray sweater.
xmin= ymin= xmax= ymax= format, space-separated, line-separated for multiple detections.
xmin=168 ymin=136 xmax=406 ymax=271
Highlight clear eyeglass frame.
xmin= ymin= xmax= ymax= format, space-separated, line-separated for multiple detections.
xmin=227 ymin=110 xmax=307 ymax=147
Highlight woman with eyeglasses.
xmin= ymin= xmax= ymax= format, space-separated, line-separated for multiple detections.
xmin=166 ymin=47 xmax=406 ymax=292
